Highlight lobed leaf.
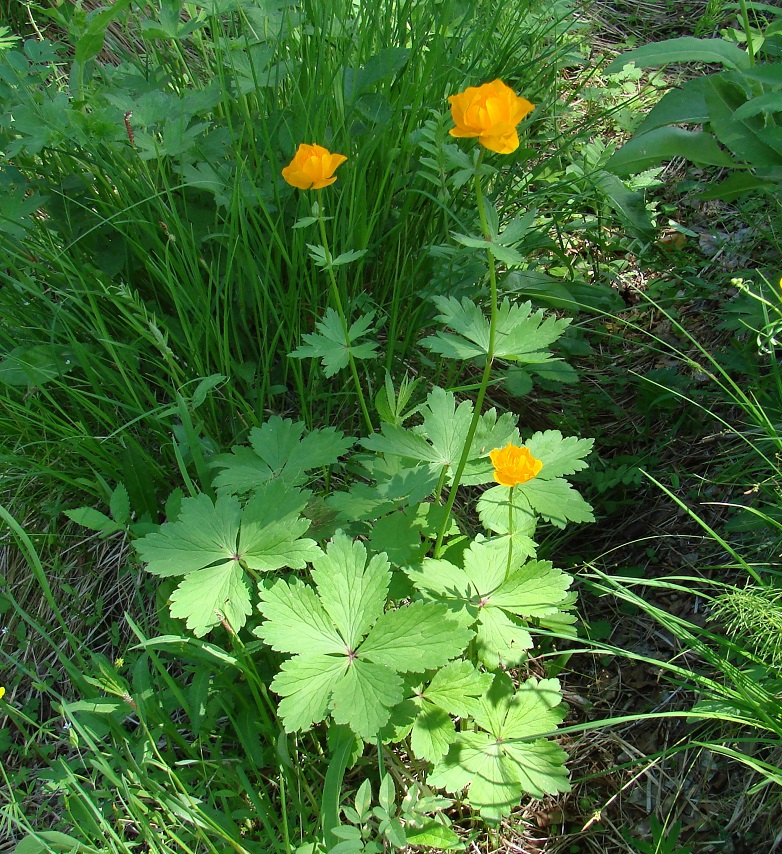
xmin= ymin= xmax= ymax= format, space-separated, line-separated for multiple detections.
xmin=518 ymin=478 xmax=595 ymax=528
xmin=272 ymin=654 xmax=349 ymax=733
xmin=422 ymin=297 xmax=569 ymax=364
xmin=524 ymin=430 xmax=594 ymax=480
xmin=136 ymin=493 xmax=241 ymax=578
xmin=327 ymin=464 xmax=441 ymax=522
xmin=212 ymin=417 xmax=354 ymax=493
xmin=255 ymin=577 xmax=346 ymax=656
xmin=238 ymin=481 xmax=321 ymax=571
xmin=311 ymin=534 xmax=390 ymax=650
xmin=362 ymin=388 xmax=514 ymax=485
xmin=360 ymin=601 xmax=473 ymax=672
xmin=169 ymin=560 xmax=251 ymax=637
xmin=410 ymin=702 xmax=456 ymax=763
xmin=427 ymin=674 xmax=570 ymax=819
xmin=474 ymin=607 xmax=532 ymax=669
xmin=330 ymin=659 xmax=404 ymax=741
xmin=423 ymin=660 xmax=494 ymax=719
xmin=412 ymin=540 xmax=571 ymax=668
xmin=289 ymin=308 xmax=379 ymax=377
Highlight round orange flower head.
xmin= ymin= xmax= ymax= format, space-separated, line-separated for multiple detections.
xmin=281 ymin=143 xmax=348 ymax=190
xmin=448 ymin=79 xmax=535 ymax=154
xmin=490 ymin=443 xmax=543 ymax=487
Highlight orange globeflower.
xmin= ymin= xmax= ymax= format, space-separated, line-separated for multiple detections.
xmin=490 ymin=443 xmax=542 ymax=487
xmin=282 ymin=143 xmax=347 ymax=190
xmin=448 ymin=79 xmax=534 ymax=154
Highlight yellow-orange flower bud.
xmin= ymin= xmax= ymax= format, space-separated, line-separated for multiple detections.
xmin=490 ymin=443 xmax=542 ymax=487
xmin=281 ymin=143 xmax=348 ymax=190
xmin=448 ymin=79 xmax=534 ymax=154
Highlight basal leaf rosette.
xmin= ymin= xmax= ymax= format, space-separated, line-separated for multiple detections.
xmin=427 ymin=672 xmax=570 ymax=822
xmin=407 ymin=538 xmax=572 ymax=670
xmin=255 ymin=533 xmax=473 ymax=741
xmin=135 ymin=480 xmax=320 ymax=637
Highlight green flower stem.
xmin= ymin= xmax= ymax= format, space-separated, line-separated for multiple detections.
xmin=316 ymin=192 xmax=374 ymax=434
xmin=434 ymin=151 xmax=497 ymax=557
xmin=737 ymin=0 xmax=755 ymax=65
xmin=507 ymin=485 xmax=514 ymax=579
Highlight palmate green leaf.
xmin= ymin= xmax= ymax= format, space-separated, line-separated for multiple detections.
xmin=274 ymin=655 xmax=349 ymax=733
xmin=253 ymin=578 xmax=345 ymax=656
xmin=524 ymin=430 xmax=594 ymax=480
xmin=239 ymin=483 xmax=322 ymax=571
xmin=136 ymin=482 xmax=320 ymax=636
xmin=212 ymin=416 xmax=354 ymax=493
xmin=479 ymin=474 xmax=594 ymax=532
xmin=421 ymin=297 xmax=570 ymax=364
xmin=368 ymin=509 xmax=423 ymax=566
xmin=368 ymin=503 xmax=459 ymax=566
xmin=311 ymin=536 xmax=391 ymax=650
xmin=360 ymin=601 xmax=473 ymax=672
xmin=362 ymin=388 xmax=517 ymax=486
xmin=428 ymin=674 xmax=569 ymax=820
xmin=289 ymin=308 xmax=378 ymax=377
xmin=463 ymin=540 xmax=570 ymax=668
xmin=327 ymin=464 xmax=441 ymax=522
xmin=169 ymin=560 xmax=252 ymax=637
xmin=428 ymin=730 xmax=524 ymax=821
xmin=136 ymin=493 xmax=242 ymax=578
xmin=476 ymin=485 xmax=537 ymax=538
xmin=424 ymin=660 xmax=494 ymax=719
xmin=256 ymin=534 xmax=470 ymax=740
xmin=330 ymin=659 xmax=404 ymax=739
xmin=474 ymin=607 xmax=532 ymax=669
xmin=410 ymin=702 xmax=455 ymax=763
xmin=410 ymin=539 xmax=571 ymax=668
xmin=518 ymin=478 xmax=595 ymax=528
xmin=363 ymin=387 xmax=472 ymax=467
xmin=384 ymin=662 xmax=493 ymax=761
xmin=403 ymin=560 xmax=474 ymax=628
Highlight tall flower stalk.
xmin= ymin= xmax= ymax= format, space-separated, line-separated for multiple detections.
xmin=315 ymin=194 xmax=373 ymax=434
xmin=433 ymin=80 xmax=535 ymax=557
xmin=433 ymin=152 xmax=498 ymax=557
xmin=282 ymin=143 xmax=373 ymax=433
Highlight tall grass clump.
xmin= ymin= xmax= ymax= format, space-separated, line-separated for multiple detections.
xmin=0 ymin=0 xmax=584 ymax=504
xmin=586 ymin=274 xmax=782 ymax=822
